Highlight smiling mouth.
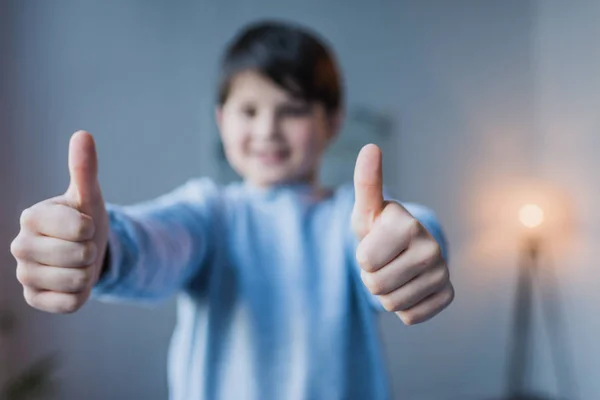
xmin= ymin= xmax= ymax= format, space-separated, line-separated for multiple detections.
xmin=253 ymin=150 xmax=290 ymax=165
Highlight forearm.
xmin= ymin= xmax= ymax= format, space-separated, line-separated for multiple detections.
xmin=91 ymin=202 xmax=209 ymax=303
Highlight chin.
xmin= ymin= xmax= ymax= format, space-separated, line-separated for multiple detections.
xmin=247 ymin=171 xmax=300 ymax=187
xmin=252 ymin=176 xmax=291 ymax=187
xmin=246 ymin=166 xmax=290 ymax=184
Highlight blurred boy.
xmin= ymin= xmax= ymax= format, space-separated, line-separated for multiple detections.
xmin=11 ymin=20 xmax=453 ymax=399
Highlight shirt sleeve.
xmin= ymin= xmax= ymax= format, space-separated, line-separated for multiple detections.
xmin=346 ymin=184 xmax=449 ymax=312
xmin=91 ymin=177 xmax=220 ymax=304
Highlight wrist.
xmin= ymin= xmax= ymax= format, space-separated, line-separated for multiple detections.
xmin=96 ymin=242 xmax=111 ymax=285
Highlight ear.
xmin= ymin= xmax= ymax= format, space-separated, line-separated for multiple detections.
xmin=327 ymin=108 xmax=344 ymax=140
xmin=215 ymin=106 xmax=224 ymax=132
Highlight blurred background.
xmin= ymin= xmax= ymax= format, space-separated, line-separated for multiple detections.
xmin=1 ymin=1 xmax=599 ymax=399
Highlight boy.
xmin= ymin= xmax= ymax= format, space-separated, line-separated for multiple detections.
xmin=10 ymin=20 xmax=453 ymax=399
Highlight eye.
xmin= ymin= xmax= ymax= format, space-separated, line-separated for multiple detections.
xmin=278 ymin=103 xmax=311 ymax=118
xmin=241 ymin=105 xmax=257 ymax=118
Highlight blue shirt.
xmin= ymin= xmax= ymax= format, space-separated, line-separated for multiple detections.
xmin=93 ymin=178 xmax=447 ymax=400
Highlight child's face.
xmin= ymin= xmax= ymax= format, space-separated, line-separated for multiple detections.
xmin=217 ymin=71 xmax=338 ymax=187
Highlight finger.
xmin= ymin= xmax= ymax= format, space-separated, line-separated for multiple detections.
xmin=19 ymin=202 xmax=95 ymax=241
xmin=360 ymin=256 xmax=420 ymax=296
xmin=23 ymin=286 xmax=86 ymax=314
xmin=378 ymin=265 xmax=449 ymax=313
xmin=65 ymin=130 xmax=100 ymax=210
xmin=11 ymin=234 xmax=97 ymax=267
xmin=352 ymin=144 xmax=384 ymax=237
xmin=17 ymin=262 xmax=94 ymax=293
xmin=360 ymin=240 xmax=443 ymax=295
xmin=355 ymin=206 xmax=417 ymax=272
xmin=396 ymin=283 xmax=454 ymax=325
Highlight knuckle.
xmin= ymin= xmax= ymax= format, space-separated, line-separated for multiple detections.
xmin=23 ymin=292 xmax=35 ymax=308
xmin=19 ymin=207 xmax=34 ymax=228
xmin=358 ymin=256 xmax=376 ymax=273
xmin=378 ymin=206 xmax=402 ymax=234
xmin=382 ymin=203 xmax=404 ymax=223
xmin=58 ymin=295 xmax=82 ymax=314
xmin=380 ymin=295 xmax=399 ymax=313
xmin=398 ymin=311 xmax=417 ymax=326
xmin=430 ymin=242 xmax=443 ymax=261
xmin=433 ymin=266 xmax=450 ymax=288
xmin=405 ymin=218 xmax=421 ymax=237
xmin=78 ymin=241 xmax=98 ymax=265
xmin=362 ymin=272 xmax=385 ymax=295
xmin=22 ymin=288 xmax=40 ymax=309
xmin=355 ymin=248 xmax=370 ymax=270
xmin=371 ymin=278 xmax=387 ymax=296
xmin=371 ymin=281 xmax=386 ymax=296
xmin=10 ymin=236 xmax=28 ymax=260
xmin=16 ymin=266 xmax=34 ymax=287
xmin=68 ymin=269 xmax=92 ymax=292
xmin=419 ymin=243 xmax=442 ymax=269
xmin=74 ymin=214 xmax=95 ymax=240
xmin=378 ymin=209 xmax=394 ymax=228
xmin=442 ymin=284 xmax=455 ymax=306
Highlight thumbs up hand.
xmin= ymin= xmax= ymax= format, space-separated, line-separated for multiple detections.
xmin=352 ymin=144 xmax=453 ymax=325
xmin=10 ymin=131 xmax=109 ymax=313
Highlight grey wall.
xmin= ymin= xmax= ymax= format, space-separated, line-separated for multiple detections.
xmin=530 ymin=2 xmax=600 ymax=399
xmin=7 ymin=1 xmax=595 ymax=400
xmin=377 ymin=3 xmax=538 ymax=397
xmin=7 ymin=2 xmax=218 ymax=399
xmin=1 ymin=0 xmax=20 ymax=385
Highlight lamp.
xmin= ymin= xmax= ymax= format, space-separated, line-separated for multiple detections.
xmin=519 ymin=204 xmax=544 ymax=230
xmin=503 ymin=203 xmax=577 ymax=400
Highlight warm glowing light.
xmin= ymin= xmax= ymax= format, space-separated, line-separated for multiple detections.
xmin=519 ymin=204 xmax=544 ymax=228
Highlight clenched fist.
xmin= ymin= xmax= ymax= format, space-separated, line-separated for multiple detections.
xmin=10 ymin=131 xmax=109 ymax=313
xmin=352 ymin=144 xmax=454 ymax=325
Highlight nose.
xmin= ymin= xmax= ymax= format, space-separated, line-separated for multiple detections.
xmin=253 ymin=111 xmax=279 ymax=141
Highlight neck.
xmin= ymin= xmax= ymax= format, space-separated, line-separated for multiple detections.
xmin=243 ymin=173 xmax=332 ymax=199
xmin=247 ymin=169 xmax=321 ymax=190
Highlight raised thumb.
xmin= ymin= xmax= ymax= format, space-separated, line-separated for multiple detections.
xmin=65 ymin=131 xmax=100 ymax=209
xmin=352 ymin=143 xmax=384 ymax=238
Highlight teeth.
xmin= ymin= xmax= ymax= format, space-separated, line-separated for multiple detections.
xmin=257 ymin=152 xmax=284 ymax=157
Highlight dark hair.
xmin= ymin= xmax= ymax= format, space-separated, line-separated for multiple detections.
xmin=217 ymin=20 xmax=343 ymax=114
